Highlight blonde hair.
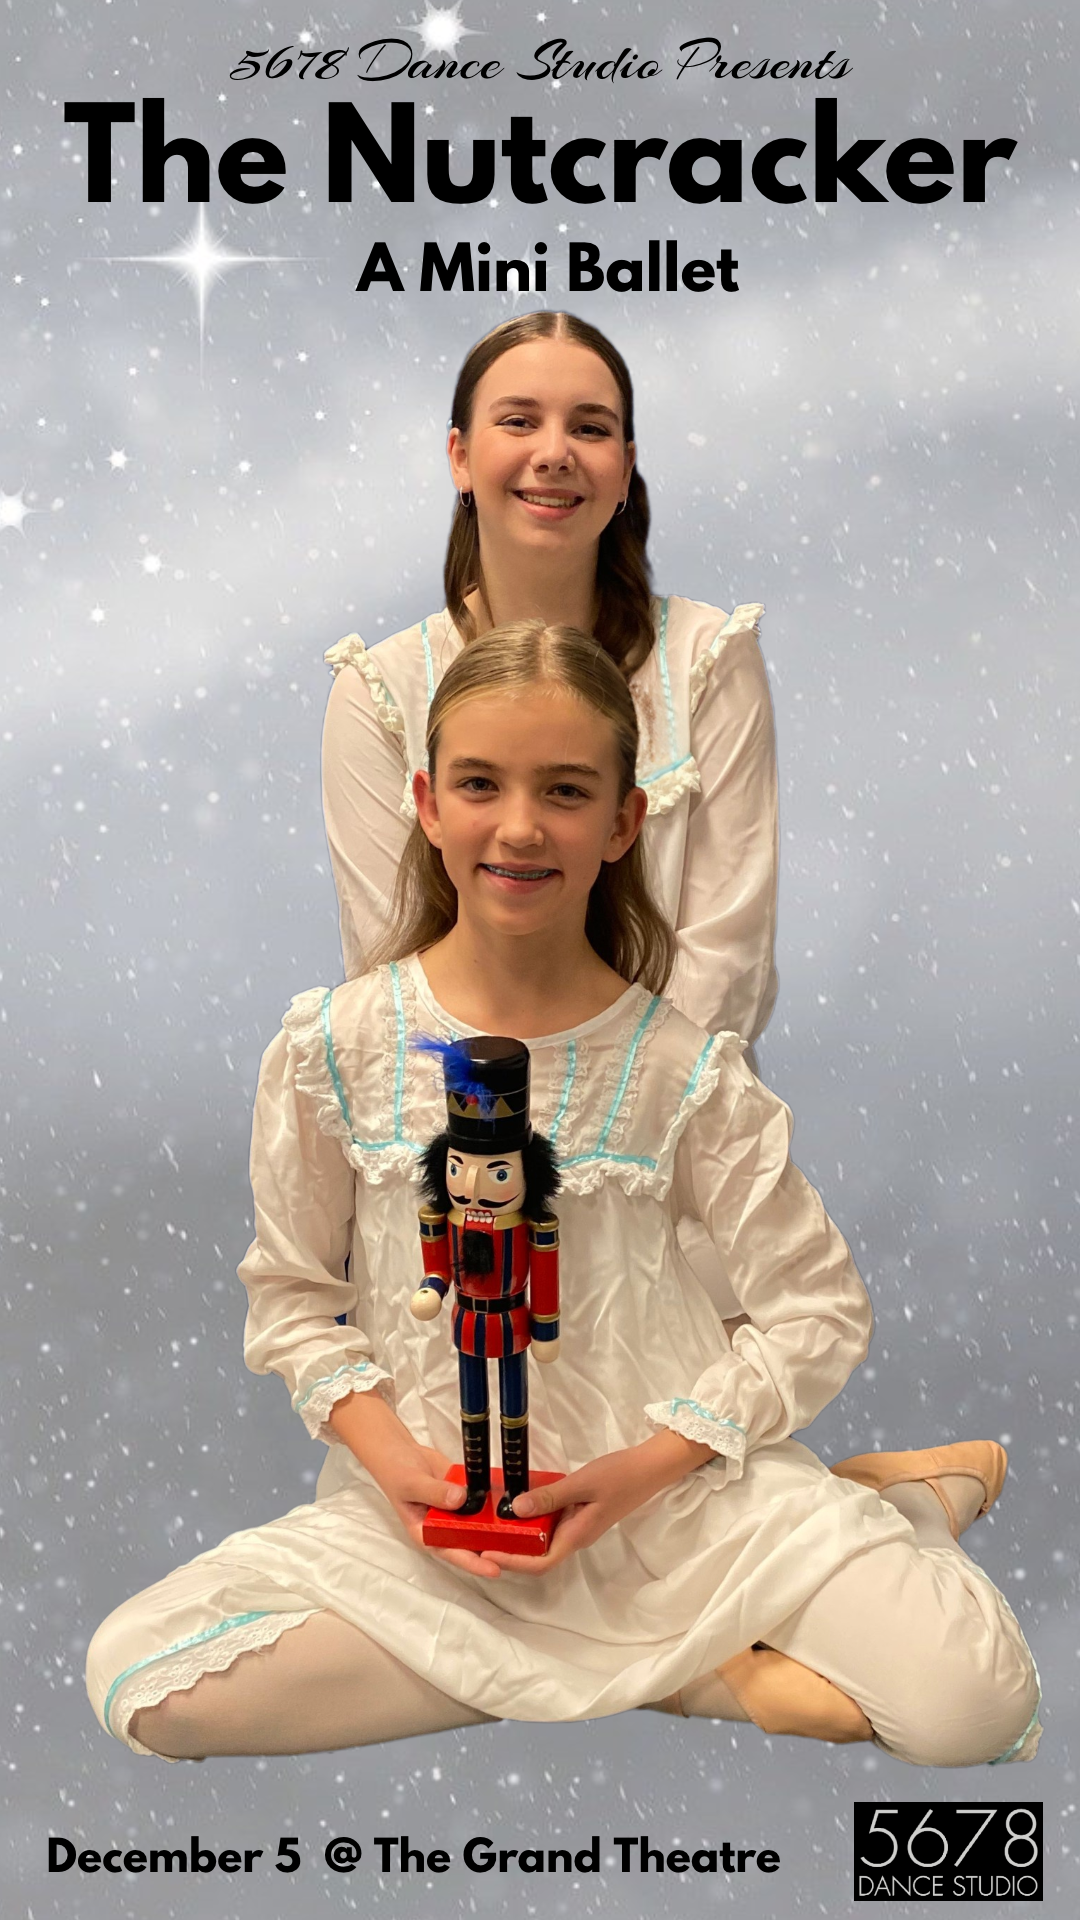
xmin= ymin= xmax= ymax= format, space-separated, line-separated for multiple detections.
xmin=372 ymin=622 xmax=675 ymax=994
xmin=444 ymin=312 xmax=655 ymax=677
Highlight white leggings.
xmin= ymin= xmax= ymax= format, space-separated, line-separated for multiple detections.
xmin=87 ymin=1511 xmax=1039 ymax=1770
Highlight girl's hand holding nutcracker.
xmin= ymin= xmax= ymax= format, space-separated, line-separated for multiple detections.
xmin=327 ymin=1388 xmax=506 ymax=1581
xmin=484 ymin=1429 xmax=717 ymax=1576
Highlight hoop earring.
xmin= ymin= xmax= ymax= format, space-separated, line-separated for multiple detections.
xmin=614 ymin=498 xmax=627 ymax=516
xmin=459 ymin=490 xmax=473 ymax=510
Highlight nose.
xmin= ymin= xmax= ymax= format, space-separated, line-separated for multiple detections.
xmin=497 ymin=791 xmax=546 ymax=850
xmin=463 ymin=1163 xmax=479 ymax=1200
xmin=531 ymin=417 xmax=575 ymax=474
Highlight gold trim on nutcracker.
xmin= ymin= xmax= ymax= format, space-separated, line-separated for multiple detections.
xmin=499 ymin=1411 xmax=529 ymax=1429
xmin=447 ymin=1091 xmax=518 ymax=1119
xmin=529 ymin=1309 xmax=560 ymax=1323
xmin=460 ymin=1409 xmax=489 ymax=1424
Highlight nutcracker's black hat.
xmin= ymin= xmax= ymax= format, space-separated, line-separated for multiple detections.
xmin=435 ymin=1036 xmax=532 ymax=1152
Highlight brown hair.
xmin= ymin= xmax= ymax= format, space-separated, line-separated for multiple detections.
xmin=444 ymin=313 xmax=655 ymax=677
xmin=372 ymin=621 xmax=675 ymax=994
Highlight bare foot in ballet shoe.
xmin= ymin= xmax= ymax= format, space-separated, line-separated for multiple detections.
xmin=830 ymin=1441 xmax=1007 ymax=1541
xmin=717 ymin=1646 xmax=872 ymax=1743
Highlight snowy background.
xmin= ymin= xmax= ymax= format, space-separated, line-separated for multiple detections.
xmin=3 ymin=1 xmax=1077 ymax=1914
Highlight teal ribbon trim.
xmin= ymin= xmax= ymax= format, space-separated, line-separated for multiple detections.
xmin=320 ymin=988 xmax=354 ymax=1135
xmin=595 ymin=996 xmax=662 ymax=1154
xmin=681 ymin=1035 xmax=717 ymax=1104
xmin=667 ymin=1398 xmax=747 ymax=1437
xmin=104 ymin=1611 xmax=274 ymax=1735
xmin=639 ymin=753 xmax=694 ymax=785
xmin=293 ymin=1358 xmax=372 ymax=1416
xmin=549 ymin=1041 xmax=577 ymax=1151
xmin=558 ymin=1149 xmax=657 ymax=1171
xmin=320 ymin=970 xmax=428 ymax=1157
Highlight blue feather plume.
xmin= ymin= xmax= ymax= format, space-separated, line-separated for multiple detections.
xmin=413 ymin=1034 xmax=497 ymax=1113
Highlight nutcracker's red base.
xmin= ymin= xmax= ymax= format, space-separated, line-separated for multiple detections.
xmin=422 ymin=1466 xmax=565 ymax=1557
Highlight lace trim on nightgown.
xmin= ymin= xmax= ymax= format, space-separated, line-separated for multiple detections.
xmin=557 ymin=1021 xmax=735 ymax=1200
xmin=281 ymin=972 xmax=426 ymax=1184
xmin=324 ymin=635 xmax=406 ymax=742
xmin=643 ymin=1396 xmax=749 ymax=1469
xmin=292 ymin=1359 xmax=393 ymax=1443
xmin=688 ymin=603 xmax=766 ymax=716
xmin=285 ymin=970 xmax=735 ymax=1201
xmin=638 ymin=755 xmax=703 ymax=816
xmin=105 ymin=1609 xmax=318 ymax=1757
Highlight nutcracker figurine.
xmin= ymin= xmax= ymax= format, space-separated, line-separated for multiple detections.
xmin=411 ymin=1036 xmax=562 ymax=1547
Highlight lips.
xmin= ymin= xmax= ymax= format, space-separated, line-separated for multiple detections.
xmin=513 ymin=490 xmax=586 ymax=520
xmin=515 ymin=491 xmax=583 ymax=507
xmin=482 ymin=864 xmax=556 ymax=879
xmin=479 ymin=862 xmax=559 ymax=894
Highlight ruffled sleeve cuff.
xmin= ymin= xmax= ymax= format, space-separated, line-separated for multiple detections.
xmin=643 ymin=1396 xmax=748 ymax=1476
xmin=292 ymin=1358 xmax=395 ymax=1445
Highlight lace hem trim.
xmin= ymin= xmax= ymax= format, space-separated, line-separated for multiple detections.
xmin=644 ymin=1397 xmax=748 ymax=1471
xmin=294 ymin=1359 xmax=395 ymax=1442
xmin=108 ymin=1609 xmax=318 ymax=1757
xmin=324 ymin=635 xmax=406 ymax=742
xmin=688 ymin=603 xmax=766 ymax=717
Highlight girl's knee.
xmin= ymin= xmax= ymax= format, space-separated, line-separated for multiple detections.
xmin=85 ymin=1597 xmax=145 ymax=1737
xmin=882 ymin=1647 xmax=1040 ymax=1770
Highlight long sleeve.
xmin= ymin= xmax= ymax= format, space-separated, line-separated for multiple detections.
xmin=671 ymin=623 xmax=780 ymax=1047
xmin=239 ymin=1025 xmax=394 ymax=1443
xmin=321 ymin=653 xmax=411 ymax=980
xmin=646 ymin=1052 xmax=872 ymax=1475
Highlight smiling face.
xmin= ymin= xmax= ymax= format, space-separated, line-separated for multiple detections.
xmin=413 ymin=684 xmax=647 ymax=949
xmin=446 ymin=1147 xmax=526 ymax=1212
xmin=447 ymin=337 xmax=635 ymax=563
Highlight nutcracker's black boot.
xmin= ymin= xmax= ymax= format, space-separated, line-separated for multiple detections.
xmin=459 ymin=1411 xmax=490 ymax=1517
xmin=496 ymin=1416 xmax=530 ymax=1520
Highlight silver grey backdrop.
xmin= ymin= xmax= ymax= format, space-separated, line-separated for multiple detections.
xmin=3 ymin=2 xmax=1076 ymax=1914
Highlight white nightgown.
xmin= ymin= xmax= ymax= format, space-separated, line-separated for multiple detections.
xmin=90 ymin=954 xmax=944 ymax=1751
xmin=321 ymin=596 xmax=779 ymax=1322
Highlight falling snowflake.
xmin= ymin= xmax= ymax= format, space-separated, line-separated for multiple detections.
xmin=0 ymin=488 xmax=31 ymax=533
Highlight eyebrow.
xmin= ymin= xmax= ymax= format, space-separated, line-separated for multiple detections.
xmin=447 ymin=756 xmax=603 ymax=780
xmin=486 ymin=394 xmax=621 ymax=424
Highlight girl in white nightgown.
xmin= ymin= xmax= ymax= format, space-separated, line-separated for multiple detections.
xmin=86 ymin=625 xmax=1040 ymax=1768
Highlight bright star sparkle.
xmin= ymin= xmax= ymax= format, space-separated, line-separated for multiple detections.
xmin=105 ymin=210 xmax=299 ymax=362
xmin=415 ymin=5 xmax=478 ymax=58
